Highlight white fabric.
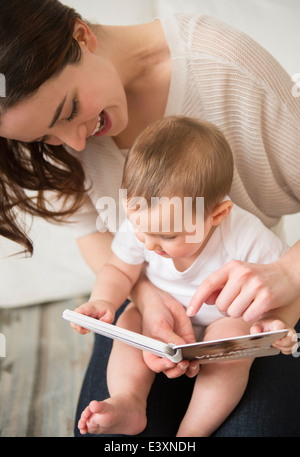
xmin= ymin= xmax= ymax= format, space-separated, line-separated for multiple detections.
xmin=65 ymin=136 xmax=127 ymax=237
xmin=112 ymin=204 xmax=289 ymax=331
xmin=155 ymin=0 xmax=300 ymax=77
xmin=61 ymin=0 xmax=155 ymax=27
xmin=0 ymin=217 xmax=95 ymax=307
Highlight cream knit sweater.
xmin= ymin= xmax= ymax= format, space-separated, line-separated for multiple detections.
xmin=69 ymin=14 xmax=300 ymax=238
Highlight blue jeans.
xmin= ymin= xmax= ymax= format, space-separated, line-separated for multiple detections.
xmin=74 ymin=303 xmax=300 ymax=437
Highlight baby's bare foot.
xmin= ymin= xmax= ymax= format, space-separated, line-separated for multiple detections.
xmin=78 ymin=394 xmax=147 ymax=435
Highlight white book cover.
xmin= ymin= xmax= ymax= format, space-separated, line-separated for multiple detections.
xmin=62 ymin=309 xmax=288 ymax=363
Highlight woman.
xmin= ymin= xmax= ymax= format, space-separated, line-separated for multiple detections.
xmin=0 ymin=0 xmax=299 ymax=436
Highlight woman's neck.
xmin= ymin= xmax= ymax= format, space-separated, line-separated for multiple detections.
xmin=94 ymin=20 xmax=171 ymax=149
xmin=93 ymin=20 xmax=170 ymax=91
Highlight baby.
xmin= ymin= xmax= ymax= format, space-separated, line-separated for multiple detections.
xmin=72 ymin=116 xmax=296 ymax=436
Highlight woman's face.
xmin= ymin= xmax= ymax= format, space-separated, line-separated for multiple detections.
xmin=0 ymin=40 xmax=128 ymax=151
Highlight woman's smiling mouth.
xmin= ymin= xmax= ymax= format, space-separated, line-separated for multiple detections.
xmin=90 ymin=110 xmax=109 ymax=137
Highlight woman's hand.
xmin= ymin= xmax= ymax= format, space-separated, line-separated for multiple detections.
xmin=187 ymin=244 xmax=300 ymax=323
xmin=131 ymin=273 xmax=200 ymax=378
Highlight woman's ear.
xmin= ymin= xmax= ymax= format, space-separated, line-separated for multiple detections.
xmin=211 ymin=200 xmax=233 ymax=226
xmin=73 ymin=19 xmax=98 ymax=53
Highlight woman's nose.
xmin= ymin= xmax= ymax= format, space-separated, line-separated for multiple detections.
xmin=57 ymin=124 xmax=87 ymax=151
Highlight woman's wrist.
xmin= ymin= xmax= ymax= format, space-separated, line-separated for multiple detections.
xmin=276 ymin=240 xmax=300 ymax=297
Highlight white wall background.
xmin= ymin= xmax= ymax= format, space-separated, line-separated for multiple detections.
xmin=0 ymin=0 xmax=299 ymax=307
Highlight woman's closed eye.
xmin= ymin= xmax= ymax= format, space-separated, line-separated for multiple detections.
xmin=65 ymin=98 xmax=79 ymax=122
xmin=33 ymin=98 xmax=80 ymax=144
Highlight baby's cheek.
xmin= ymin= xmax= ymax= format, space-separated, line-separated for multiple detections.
xmin=135 ymin=231 xmax=145 ymax=243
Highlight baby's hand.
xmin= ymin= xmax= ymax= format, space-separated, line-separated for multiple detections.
xmin=70 ymin=300 xmax=115 ymax=334
xmin=250 ymin=317 xmax=298 ymax=355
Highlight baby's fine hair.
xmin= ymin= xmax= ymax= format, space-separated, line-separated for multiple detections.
xmin=122 ymin=116 xmax=234 ymax=215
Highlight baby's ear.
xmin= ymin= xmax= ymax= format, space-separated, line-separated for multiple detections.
xmin=211 ymin=200 xmax=233 ymax=226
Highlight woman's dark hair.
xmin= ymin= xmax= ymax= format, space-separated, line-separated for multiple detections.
xmin=0 ymin=0 xmax=88 ymax=254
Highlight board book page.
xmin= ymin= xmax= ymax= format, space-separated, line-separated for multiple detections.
xmin=62 ymin=309 xmax=288 ymax=363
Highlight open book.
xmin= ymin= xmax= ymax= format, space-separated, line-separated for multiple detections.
xmin=62 ymin=309 xmax=288 ymax=363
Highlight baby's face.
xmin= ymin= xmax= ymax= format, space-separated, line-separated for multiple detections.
xmin=124 ymin=197 xmax=212 ymax=261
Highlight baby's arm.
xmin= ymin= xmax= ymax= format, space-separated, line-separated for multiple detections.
xmin=71 ymin=252 xmax=143 ymax=334
xmin=251 ymin=296 xmax=300 ymax=355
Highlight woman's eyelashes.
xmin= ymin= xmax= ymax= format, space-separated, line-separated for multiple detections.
xmin=34 ymin=98 xmax=79 ymax=144
xmin=66 ymin=98 xmax=79 ymax=122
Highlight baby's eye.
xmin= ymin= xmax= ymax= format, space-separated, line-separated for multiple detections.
xmin=160 ymin=236 xmax=176 ymax=241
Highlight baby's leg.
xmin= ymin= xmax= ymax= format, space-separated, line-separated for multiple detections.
xmin=177 ymin=317 xmax=253 ymax=437
xmin=78 ymin=303 xmax=155 ymax=435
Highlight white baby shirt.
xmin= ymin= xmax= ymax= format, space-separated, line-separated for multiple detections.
xmin=111 ymin=204 xmax=289 ymax=333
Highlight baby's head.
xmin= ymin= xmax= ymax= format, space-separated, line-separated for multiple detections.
xmin=121 ymin=116 xmax=234 ymax=258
